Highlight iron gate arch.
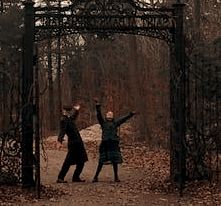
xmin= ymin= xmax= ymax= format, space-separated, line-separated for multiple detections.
xmin=21 ymin=0 xmax=186 ymax=194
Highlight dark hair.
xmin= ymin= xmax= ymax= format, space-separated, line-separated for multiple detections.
xmin=63 ymin=105 xmax=72 ymax=111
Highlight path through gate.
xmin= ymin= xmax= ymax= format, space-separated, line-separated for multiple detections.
xmin=21 ymin=0 xmax=186 ymax=195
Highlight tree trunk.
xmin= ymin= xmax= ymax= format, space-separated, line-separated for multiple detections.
xmin=193 ymin=0 xmax=201 ymax=43
xmin=47 ymin=37 xmax=55 ymax=131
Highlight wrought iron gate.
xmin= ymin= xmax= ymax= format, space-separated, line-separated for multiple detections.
xmin=185 ymin=41 xmax=221 ymax=181
xmin=0 ymin=3 xmax=22 ymax=185
xmin=1 ymin=0 xmax=189 ymax=195
xmin=21 ymin=0 xmax=186 ymax=194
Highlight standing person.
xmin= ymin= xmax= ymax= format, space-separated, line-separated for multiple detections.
xmin=92 ymin=100 xmax=136 ymax=182
xmin=56 ymin=104 xmax=88 ymax=183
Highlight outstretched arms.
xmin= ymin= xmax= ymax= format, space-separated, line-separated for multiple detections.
xmin=115 ymin=111 xmax=136 ymax=127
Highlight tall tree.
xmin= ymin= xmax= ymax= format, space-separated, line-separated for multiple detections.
xmin=46 ymin=0 xmax=56 ymax=131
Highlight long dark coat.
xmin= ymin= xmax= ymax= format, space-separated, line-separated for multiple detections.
xmin=58 ymin=111 xmax=88 ymax=165
xmin=96 ymin=104 xmax=134 ymax=164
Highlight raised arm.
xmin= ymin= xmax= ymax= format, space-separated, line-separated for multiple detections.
xmin=96 ymin=104 xmax=104 ymax=125
xmin=115 ymin=112 xmax=135 ymax=127
xmin=70 ymin=104 xmax=80 ymax=120
xmin=57 ymin=119 xmax=67 ymax=143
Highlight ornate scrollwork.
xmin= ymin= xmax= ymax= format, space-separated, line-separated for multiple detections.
xmin=0 ymin=129 xmax=21 ymax=184
xmin=69 ymin=0 xmax=138 ymax=16
xmin=2 ymin=133 xmax=20 ymax=156
xmin=84 ymin=0 xmax=104 ymax=15
xmin=34 ymin=0 xmax=175 ymax=43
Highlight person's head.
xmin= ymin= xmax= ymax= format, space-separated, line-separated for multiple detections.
xmin=62 ymin=105 xmax=73 ymax=116
xmin=105 ymin=111 xmax=114 ymax=121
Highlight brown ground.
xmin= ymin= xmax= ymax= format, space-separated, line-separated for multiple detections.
xmin=21 ymin=147 xmax=219 ymax=206
xmin=30 ymin=149 xmax=180 ymax=206
xmin=1 ymin=146 xmax=220 ymax=206
xmin=1 ymin=124 xmax=220 ymax=205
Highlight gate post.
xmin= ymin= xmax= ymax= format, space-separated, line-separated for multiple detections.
xmin=22 ymin=0 xmax=35 ymax=187
xmin=170 ymin=2 xmax=186 ymax=194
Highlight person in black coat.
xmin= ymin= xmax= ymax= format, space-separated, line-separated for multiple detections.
xmin=92 ymin=100 xmax=136 ymax=182
xmin=56 ymin=104 xmax=88 ymax=183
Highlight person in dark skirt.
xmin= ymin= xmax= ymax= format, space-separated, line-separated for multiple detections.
xmin=92 ymin=100 xmax=136 ymax=182
xmin=56 ymin=104 xmax=88 ymax=183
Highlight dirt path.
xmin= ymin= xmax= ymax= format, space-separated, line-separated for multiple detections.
xmin=1 ymin=124 xmax=219 ymax=205
xmin=28 ymin=149 xmax=189 ymax=206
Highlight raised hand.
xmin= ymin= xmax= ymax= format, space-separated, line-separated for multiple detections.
xmin=73 ymin=104 xmax=81 ymax=110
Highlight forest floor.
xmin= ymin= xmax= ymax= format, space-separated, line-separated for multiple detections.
xmin=1 ymin=124 xmax=221 ymax=206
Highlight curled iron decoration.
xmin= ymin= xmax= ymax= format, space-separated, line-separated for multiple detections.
xmin=0 ymin=129 xmax=21 ymax=183
xmin=70 ymin=0 xmax=136 ymax=16
xmin=85 ymin=0 xmax=103 ymax=15
xmin=105 ymin=0 xmax=136 ymax=15
xmin=2 ymin=131 xmax=20 ymax=156
xmin=0 ymin=129 xmax=21 ymax=157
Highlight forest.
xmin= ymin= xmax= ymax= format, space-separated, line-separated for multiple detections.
xmin=0 ymin=0 xmax=220 ymax=141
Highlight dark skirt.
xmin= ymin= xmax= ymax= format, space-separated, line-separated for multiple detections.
xmin=66 ymin=142 xmax=88 ymax=165
xmin=99 ymin=140 xmax=123 ymax=164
